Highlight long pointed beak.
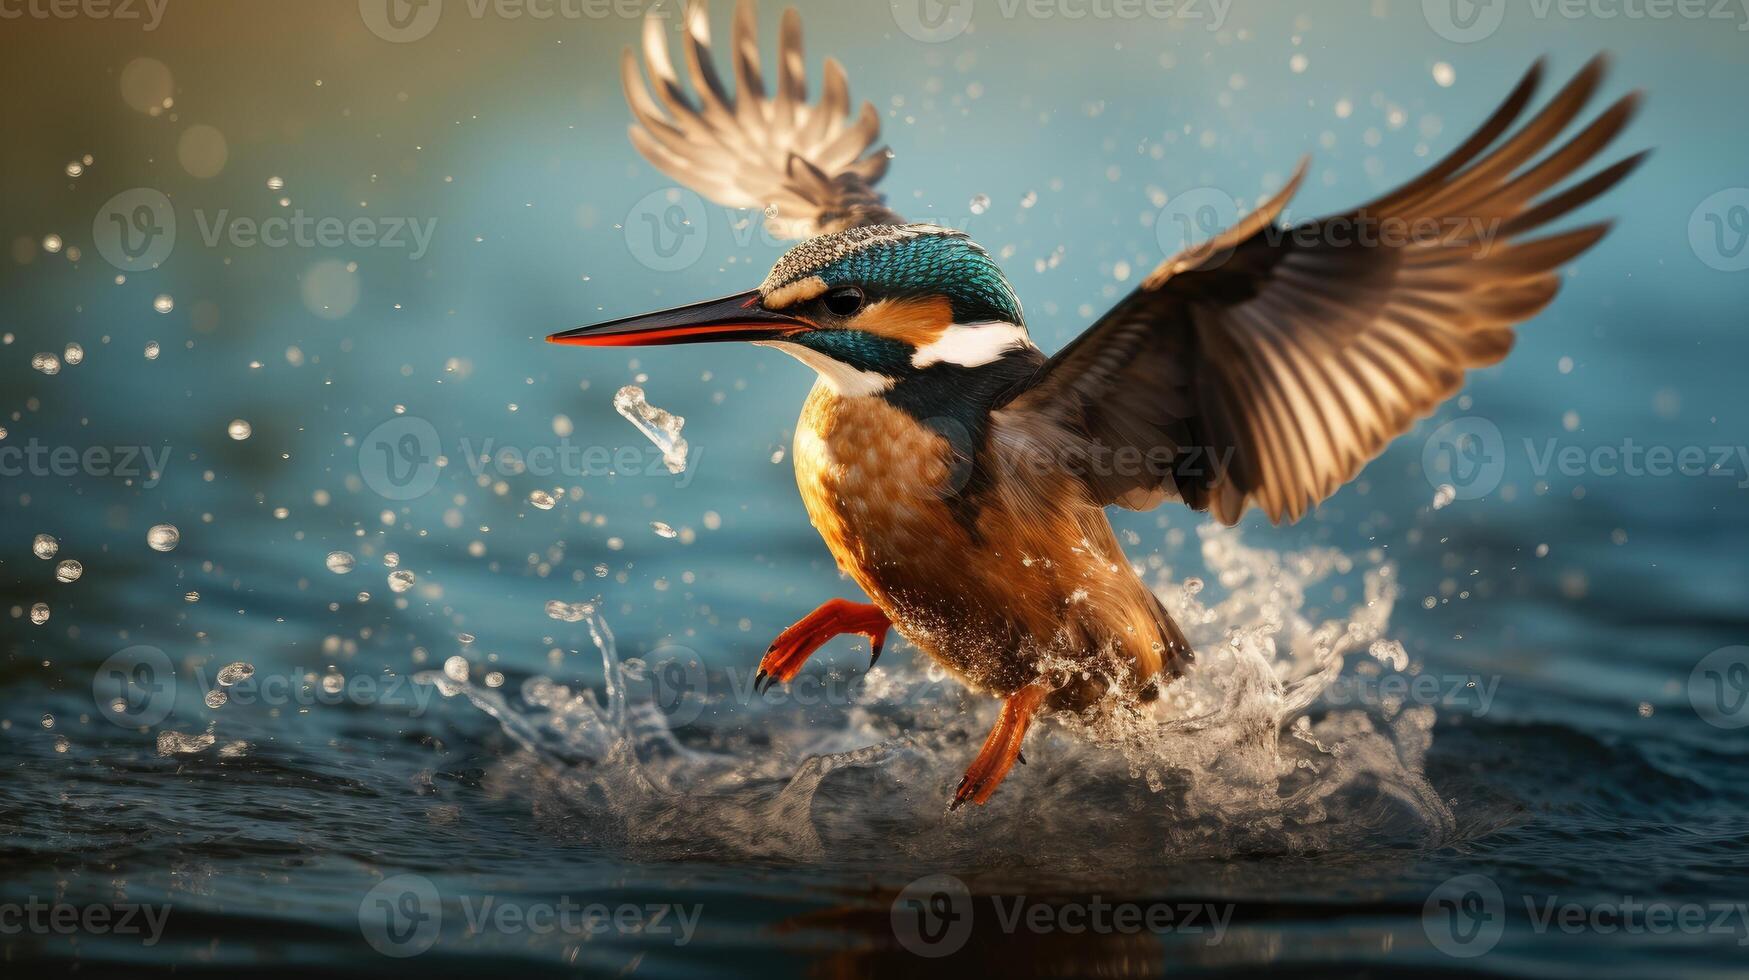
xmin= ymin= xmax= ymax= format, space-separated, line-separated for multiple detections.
xmin=546 ymin=290 xmax=811 ymax=348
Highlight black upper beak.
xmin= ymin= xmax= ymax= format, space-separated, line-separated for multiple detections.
xmin=546 ymin=290 xmax=811 ymax=348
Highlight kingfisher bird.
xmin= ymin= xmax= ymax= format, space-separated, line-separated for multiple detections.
xmin=550 ymin=0 xmax=1645 ymax=808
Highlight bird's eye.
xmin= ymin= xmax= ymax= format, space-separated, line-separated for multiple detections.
xmin=823 ymin=287 xmax=865 ymax=318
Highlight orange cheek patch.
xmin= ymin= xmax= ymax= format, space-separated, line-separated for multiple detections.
xmin=855 ymin=296 xmax=953 ymax=348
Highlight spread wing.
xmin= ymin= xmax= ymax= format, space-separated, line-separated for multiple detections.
xmin=621 ymin=0 xmax=902 ymax=238
xmin=994 ymin=57 xmax=1647 ymax=525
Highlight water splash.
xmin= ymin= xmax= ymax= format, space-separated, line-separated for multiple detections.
xmin=613 ymin=385 xmax=688 ymax=474
xmin=418 ymin=525 xmax=1450 ymax=871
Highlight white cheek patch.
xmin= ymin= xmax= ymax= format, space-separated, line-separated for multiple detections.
xmin=910 ymin=321 xmax=1034 ymax=369
xmin=754 ymin=340 xmax=894 ymax=398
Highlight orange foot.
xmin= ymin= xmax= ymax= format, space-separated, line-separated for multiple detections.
xmin=754 ymin=599 xmax=892 ymax=695
xmin=952 ymin=683 xmax=1049 ymax=810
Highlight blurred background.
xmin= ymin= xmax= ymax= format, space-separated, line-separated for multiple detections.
xmin=1 ymin=0 xmax=1746 ymax=976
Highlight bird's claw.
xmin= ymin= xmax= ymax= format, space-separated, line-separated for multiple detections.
xmin=755 ymin=599 xmax=892 ymax=696
xmin=950 ymin=773 xmax=984 ymax=811
xmin=948 ymin=683 xmax=1048 ymax=810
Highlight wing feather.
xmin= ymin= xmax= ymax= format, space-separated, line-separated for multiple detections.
xmin=623 ymin=0 xmax=901 ymax=238
xmin=996 ymin=58 xmax=1647 ymax=525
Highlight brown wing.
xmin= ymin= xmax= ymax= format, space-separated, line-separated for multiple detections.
xmin=995 ymin=57 xmax=1647 ymax=525
xmin=621 ymin=0 xmax=901 ymax=238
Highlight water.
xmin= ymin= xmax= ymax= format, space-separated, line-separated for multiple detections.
xmin=3 ymin=2 xmax=1748 ymax=976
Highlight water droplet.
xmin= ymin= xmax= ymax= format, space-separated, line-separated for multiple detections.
xmin=157 ymin=731 xmax=215 ymax=756
xmin=266 ymin=175 xmax=285 ymax=191
xmin=443 ymin=655 xmax=469 ymax=682
xmin=31 ymin=352 xmax=61 ymax=375
xmin=227 ymin=419 xmax=252 ymax=441
xmin=62 ymin=343 xmax=84 ymax=366
xmin=762 ymin=202 xmax=779 ymax=218
xmin=42 ymin=234 xmax=63 ymax=254
xmin=1432 ymin=484 xmax=1456 ymax=510
xmin=147 ymin=523 xmax=180 ymax=552
xmin=32 ymin=534 xmax=58 ymax=560
xmin=544 ymin=599 xmax=589 ymax=622
xmin=457 ymin=632 xmax=476 ymax=645
xmin=54 ymin=560 xmax=82 ymax=583
xmin=613 ymin=385 xmax=688 ymax=474
xmin=321 ymin=673 xmax=345 ymax=695
xmin=65 ymin=162 xmax=84 ymax=178
xmin=383 ymin=552 xmax=400 ymax=568
xmin=205 ymin=689 xmax=228 ymax=708
xmin=650 ymin=521 xmax=678 ymax=539
xmin=529 ymin=489 xmax=556 ymax=510
xmin=484 ymin=671 xmax=505 ymax=688
xmin=216 ymin=661 xmax=254 ymax=686
xmin=388 ymin=569 xmax=415 ymax=593
xmin=144 ymin=341 xmax=161 ymax=360
xmin=969 ymin=193 xmax=990 ymax=215
xmin=325 ymin=551 xmax=355 ymax=574
xmin=184 ymin=590 xmax=200 ymax=602
xmin=1432 ymin=62 xmax=1456 ymax=88
xmin=29 ymin=603 xmax=49 ymax=625
xmin=153 ymin=294 xmax=174 ymax=314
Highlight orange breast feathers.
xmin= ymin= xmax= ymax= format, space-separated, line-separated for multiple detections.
xmin=791 ymin=384 xmax=969 ymax=599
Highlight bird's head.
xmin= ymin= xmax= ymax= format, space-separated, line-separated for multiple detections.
xmin=548 ymin=224 xmax=1031 ymax=396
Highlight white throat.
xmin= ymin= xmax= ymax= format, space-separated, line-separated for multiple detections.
xmin=754 ymin=340 xmax=893 ymax=397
